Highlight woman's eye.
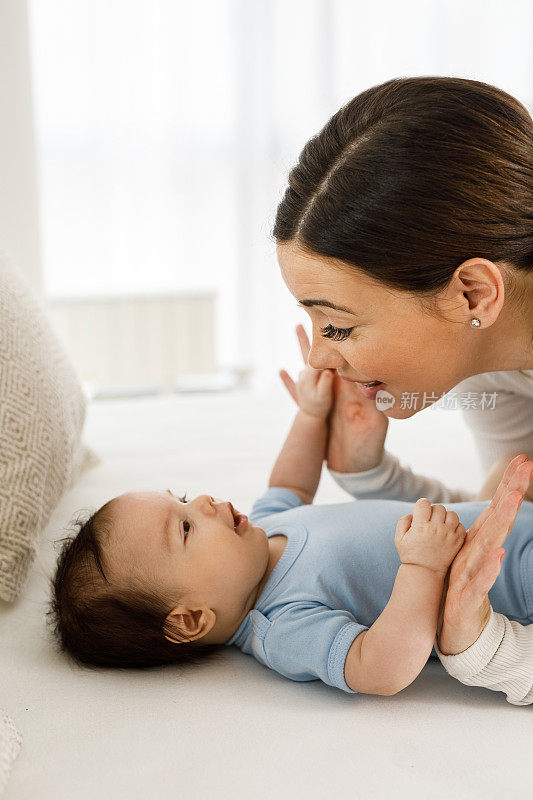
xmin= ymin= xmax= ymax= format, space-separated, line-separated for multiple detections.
xmin=183 ymin=521 xmax=190 ymax=536
xmin=320 ymin=323 xmax=354 ymax=342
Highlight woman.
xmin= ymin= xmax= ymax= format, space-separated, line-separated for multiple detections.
xmin=272 ymin=76 xmax=533 ymax=704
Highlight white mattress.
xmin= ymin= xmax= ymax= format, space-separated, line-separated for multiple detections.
xmin=1 ymin=389 xmax=530 ymax=799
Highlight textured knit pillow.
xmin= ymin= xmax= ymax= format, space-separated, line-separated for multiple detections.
xmin=0 ymin=253 xmax=100 ymax=602
xmin=0 ymin=709 xmax=22 ymax=795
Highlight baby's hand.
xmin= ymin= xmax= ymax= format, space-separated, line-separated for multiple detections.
xmin=279 ymin=326 xmax=334 ymax=420
xmin=394 ymin=499 xmax=467 ymax=576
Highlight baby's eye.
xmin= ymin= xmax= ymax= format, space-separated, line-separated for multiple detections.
xmin=183 ymin=520 xmax=191 ymax=535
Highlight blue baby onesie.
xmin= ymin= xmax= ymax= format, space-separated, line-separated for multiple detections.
xmin=224 ymin=488 xmax=533 ymax=694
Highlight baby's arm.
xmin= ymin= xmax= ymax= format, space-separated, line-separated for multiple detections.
xmin=271 ymin=327 xmax=334 ymax=504
xmin=345 ymin=500 xmax=465 ymax=695
xmin=268 ymin=409 xmax=329 ymax=504
xmin=346 ymin=563 xmax=446 ymax=695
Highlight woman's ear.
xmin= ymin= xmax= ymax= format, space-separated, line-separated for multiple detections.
xmin=450 ymin=258 xmax=505 ymax=326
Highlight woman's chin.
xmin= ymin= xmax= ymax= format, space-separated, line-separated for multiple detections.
xmin=383 ymin=407 xmax=410 ymax=420
xmin=373 ymin=385 xmax=435 ymax=419
xmin=378 ymin=395 xmax=420 ymax=419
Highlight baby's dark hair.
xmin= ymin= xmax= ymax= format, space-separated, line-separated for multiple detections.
xmin=46 ymin=500 xmax=226 ymax=671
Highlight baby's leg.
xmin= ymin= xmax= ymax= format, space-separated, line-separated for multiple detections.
xmin=326 ymin=372 xmax=389 ymax=473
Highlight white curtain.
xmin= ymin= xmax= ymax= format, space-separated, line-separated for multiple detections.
xmin=0 ymin=0 xmax=41 ymax=295
xmin=27 ymin=0 xmax=533 ymax=388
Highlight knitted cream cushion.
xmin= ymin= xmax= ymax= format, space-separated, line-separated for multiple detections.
xmin=0 ymin=254 xmax=100 ymax=602
xmin=0 ymin=709 xmax=22 ymax=795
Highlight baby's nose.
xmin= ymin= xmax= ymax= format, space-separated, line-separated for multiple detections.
xmin=214 ymin=498 xmax=229 ymax=517
xmin=205 ymin=495 xmax=225 ymax=511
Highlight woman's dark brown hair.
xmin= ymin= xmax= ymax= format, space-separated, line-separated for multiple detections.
xmin=46 ymin=503 xmax=226 ymax=670
xmin=271 ymin=76 xmax=533 ymax=303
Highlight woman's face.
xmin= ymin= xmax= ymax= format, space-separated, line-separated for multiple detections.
xmin=277 ymin=241 xmax=482 ymax=419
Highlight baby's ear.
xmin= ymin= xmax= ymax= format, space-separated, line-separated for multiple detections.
xmin=164 ymin=606 xmax=215 ymax=643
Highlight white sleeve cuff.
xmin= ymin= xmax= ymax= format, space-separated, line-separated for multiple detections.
xmin=434 ymin=608 xmax=533 ymax=706
xmin=328 ymin=451 xmax=398 ymax=496
xmin=434 ymin=607 xmax=506 ymax=677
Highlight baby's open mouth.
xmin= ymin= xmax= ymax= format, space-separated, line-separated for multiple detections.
xmin=230 ymin=505 xmax=247 ymax=534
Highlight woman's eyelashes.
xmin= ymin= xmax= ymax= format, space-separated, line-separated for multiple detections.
xmin=320 ymin=323 xmax=354 ymax=341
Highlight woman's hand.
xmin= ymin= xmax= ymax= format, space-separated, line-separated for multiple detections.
xmin=437 ymin=454 xmax=533 ymax=655
xmin=279 ymin=324 xmax=334 ymax=420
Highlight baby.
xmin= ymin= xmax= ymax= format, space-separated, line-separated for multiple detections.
xmin=49 ymin=360 xmax=533 ymax=697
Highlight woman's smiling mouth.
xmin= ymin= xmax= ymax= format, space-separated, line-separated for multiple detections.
xmin=339 ymin=372 xmax=386 ymax=388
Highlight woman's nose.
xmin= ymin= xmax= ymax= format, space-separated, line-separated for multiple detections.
xmin=307 ymin=335 xmax=344 ymax=371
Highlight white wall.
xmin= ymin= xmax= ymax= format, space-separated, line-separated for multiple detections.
xmin=0 ymin=0 xmax=41 ymax=296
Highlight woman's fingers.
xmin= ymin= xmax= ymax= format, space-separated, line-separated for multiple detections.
xmin=468 ymin=453 xmax=528 ymax=538
xmin=451 ymin=484 xmax=525 ymax=584
xmin=513 ymin=458 xmax=533 ymax=494
xmin=467 ymin=453 xmax=532 ymax=540
xmin=458 ymin=548 xmax=504 ymax=603
xmin=279 ymin=369 xmax=297 ymax=403
xmin=466 ymin=489 xmax=524 ymax=568
xmin=296 ymin=324 xmax=311 ymax=365
xmin=485 ymin=489 xmax=525 ymax=549
xmin=492 ymin=456 xmax=532 ymax=512
xmin=441 ymin=464 xmax=527 ymax=640
xmin=477 ymin=549 xmax=506 ymax=595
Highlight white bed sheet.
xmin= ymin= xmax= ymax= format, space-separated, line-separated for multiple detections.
xmin=1 ymin=388 xmax=530 ymax=800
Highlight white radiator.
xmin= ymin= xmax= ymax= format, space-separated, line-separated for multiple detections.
xmin=45 ymin=292 xmax=220 ymax=398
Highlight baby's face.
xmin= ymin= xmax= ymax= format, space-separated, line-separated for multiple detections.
xmin=104 ymin=489 xmax=270 ymax=641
